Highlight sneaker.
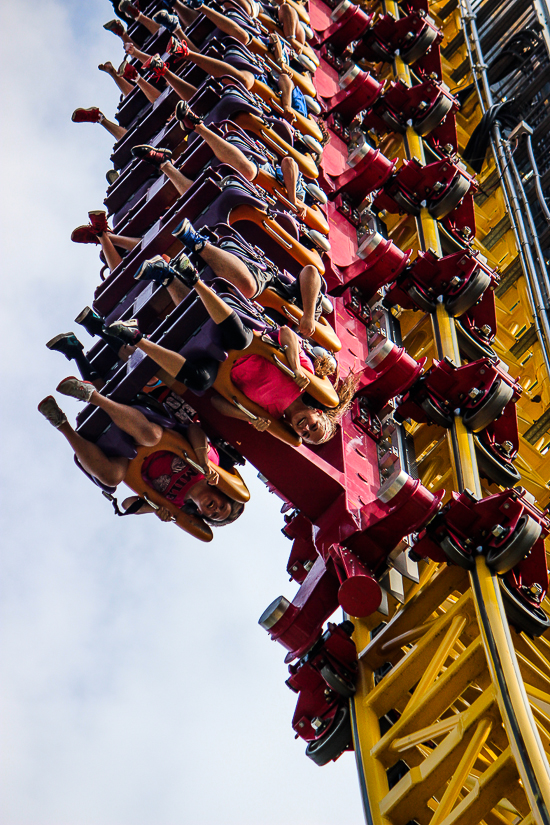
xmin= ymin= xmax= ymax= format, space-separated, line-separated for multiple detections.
xmin=171 ymin=252 xmax=199 ymax=287
xmin=131 ymin=144 xmax=172 ymax=167
xmin=74 ymin=306 xmax=105 ymax=337
xmin=152 ymin=11 xmax=179 ymax=32
xmin=118 ymin=0 xmax=140 ymax=19
xmin=143 ymin=54 xmax=167 ymax=78
xmin=56 ymin=376 xmax=96 ymax=403
xmin=106 ymin=169 xmax=119 ymax=185
xmin=103 ymin=19 xmax=126 ymax=36
xmin=175 ymin=100 xmax=203 ymax=129
xmin=46 ymin=332 xmax=84 ymax=359
xmin=38 ymin=396 xmax=68 ymax=428
xmin=122 ymin=62 xmax=139 ymax=81
xmin=106 ymin=319 xmax=143 ymax=345
xmin=88 ymin=210 xmax=110 ymax=234
xmin=172 ymin=217 xmax=208 ymax=252
xmin=168 ymin=36 xmax=189 ymax=58
xmin=134 ymin=255 xmax=178 ymax=286
xmin=183 ymin=0 xmax=203 ymax=8
xmin=71 ymin=225 xmax=101 ymax=244
xmin=72 ymin=107 xmax=102 ymax=123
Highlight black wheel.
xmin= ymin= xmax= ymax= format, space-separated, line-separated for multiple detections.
xmin=487 ymin=515 xmax=542 ymax=575
xmin=407 ymin=283 xmax=436 ymax=313
xmin=305 ymin=704 xmax=353 ymax=766
xmin=428 ymin=174 xmax=470 ymax=219
xmin=474 ymin=435 xmax=521 ymax=488
xmin=392 ymin=188 xmax=420 ymax=215
xmin=440 ymin=534 xmax=474 ymax=569
xmin=320 ymin=664 xmax=356 ymax=698
xmin=455 ymin=321 xmax=497 ymax=361
xmin=421 ymin=396 xmax=453 ymax=428
xmin=414 ymin=94 xmax=454 ymax=136
xmin=500 ymin=579 xmax=550 ymax=638
xmin=402 ymin=25 xmax=439 ymax=64
xmin=445 ymin=271 xmax=491 ymax=317
xmin=380 ymin=108 xmax=405 ymax=133
xmin=463 ymin=379 xmax=514 ymax=433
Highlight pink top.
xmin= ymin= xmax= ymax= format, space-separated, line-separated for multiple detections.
xmin=231 ymin=348 xmax=314 ymax=418
xmin=141 ymin=445 xmax=219 ymax=508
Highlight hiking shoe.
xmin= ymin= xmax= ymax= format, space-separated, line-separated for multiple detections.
xmin=175 ymin=100 xmax=203 ymax=129
xmin=103 ymin=18 xmax=126 ymax=36
xmin=46 ymin=332 xmax=84 ymax=359
xmin=134 ymin=255 xmax=178 ymax=286
xmin=131 ymin=144 xmax=172 ymax=167
xmin=168 ymin=36 xmax=189 ymax=57
xmin=171 ymin=252 xmax=199 ymax=287
xmin=74 ymin=306 xmax=105 ymax=337
xmin=71 ymin=225 xmax=101 ymax=244
xmin=38 ymin=396 xmax=68 ymax=428
xmin=152 ymin=10 xmax=179 ymax=31
xmin=143 ymin=54 xmax=167 ymax=78
xmin=88 ymin=210 xmax=110 ymax=234
xmin=118 ymin=0 xmax=140 ymax=19
xmin=172 ymin=217 xmax=208 ymax=252
xmin=56 ymin=376 xmax=96 ymax=403
xmin=72 ymin=107 xmax=102 ymax=123
xmin=106 ymin=319 xmax=143 ymax=345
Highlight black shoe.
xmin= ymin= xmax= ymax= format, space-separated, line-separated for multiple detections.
xmin=171 ymin=251 xmax=199 ymax=287
xmin=46 ymin=332 xmax=84 ymax=359
xmin=175 ymin=100 xmax=204 ymax=129
xmin=106 ymin=319 xmax=143 ymax=345
xmin=172 ymin=217 xmax=208 ymax=252
xmin=131 ymin=144 xmax=172 ymax=167
xmin=134 ymin=255 xmax=178 ymax=286
xmin=75 ymin=306 xmax=105 ymax=337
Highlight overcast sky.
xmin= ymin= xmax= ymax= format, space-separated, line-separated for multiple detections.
xmin=0 ymin=2 xmax=364 ymax=822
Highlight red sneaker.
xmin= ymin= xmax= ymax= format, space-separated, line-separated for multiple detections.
xmin=143 ymin=54 xmax=167 ymax=78
xmin=169 ymin=36 xmax=189 ymax=58
xmin=72 ymin=107 xmax=102 ymax=123
xmin=71 ymin=225 xmax=101 ymax=244
xmin=88 ymin=211 xmax=110 ymax=234
xmin=122 ymin=62 xmax=139 ymax=81
xmin=103 ymin=19 xmax=126 ymax=37
xmin=119 ymin=0 xmax=140 ymax=20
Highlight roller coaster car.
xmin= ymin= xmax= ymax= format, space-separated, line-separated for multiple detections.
xmin=374 ymin=157 xmax=477 ymax=220
xmin=123 ymin=429 xmax=250 ymax=542
xmin=395 ymin=356 xmax=522 ymax=433
xmin=253 ymin=165 xmax=329 ymax=234
xmin=320 ymin=135 xmax=397 ymax=205
xmin=327 ymin=228 xmax=412 ymax=298
xmin=383 ymin=248 xmax=497 ymax=316
xmin=352 ymin=9 xmax=442 ymax=65
xmin=318 ymin=64 xmax=384 ymax=123
xmin=234 ymin=111 xmax=320 ymax=179
xmin=212 ymin=330 xmax=339 ymax=446
xmin=358 ymin=332 xmax=426 ymax=410
xmin=309 ymin=0 xmax=374 ymax=51
xmin=250 ymin=74 xmax=324 ymax=141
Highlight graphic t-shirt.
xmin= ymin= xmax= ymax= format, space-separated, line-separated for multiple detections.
xmin=141 ymin=445 xmax=219 ymax=509
xmin=230 ymin=349 xmax=313 ymax=418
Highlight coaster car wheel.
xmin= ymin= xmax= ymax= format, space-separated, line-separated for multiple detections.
xmin=462 ymin=379 xmax=514 ymax=433
xmin=473 ymin=434 xmax=521 ymax=488
xmin=392 ymin=188 xmax=421 ymax=215
xmin=440 ymin=534 xmax=474 ymax=570
xmin=407 ymin=283 xmax=436 ymax=313
xmin=500 ymin=578 xmax=550 ymax=638
xmin=455 ymin=320 xmax=497 ymax=361
xmin=486 ymin=515 xmax=542 ymax=575
xmin=445 ymin=270 xmax=491 ymax=317
xmin=305 ymin=704 xmax=353 ymax=766
xmin=401 ymin=24 xmax=439 ymax=65
xmin=428 ymin=173 xmax=470 ymax=219
xmin=420 ymin=396 xmax=453 ymax=428
xmin=320 ymin=664 xmax=356 ymax=698
xmin=414 ymin=94 xmax=454 ymax=136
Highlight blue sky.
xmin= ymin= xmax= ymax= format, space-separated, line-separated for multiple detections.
xmin=0 ymin=2 xmax=364 ymax=822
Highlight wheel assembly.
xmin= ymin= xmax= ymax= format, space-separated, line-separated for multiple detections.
xmin=486 ymin=515 xmax=542 ymax=575
xmin=320 ymin=664 xmax=356 ymax=698
xmin=305 ymin=703 xmax=353 ymax=766
xmin=440 ymin=534 xmax=474 ymax=569
xmin=474 ymin=435 xmax=521 ymax=488
xmin=500 ymin=579 xmax=550 ymax=638
xmin=462 ymin=379 xmax=514 ymax=433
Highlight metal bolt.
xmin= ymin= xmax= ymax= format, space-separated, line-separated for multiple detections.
xmin=469 ymin=388 xmax=482 ymax=399
xmin=481 ymin=324 xmax=492 ymax=336
xmin=298 ymin=721 xmax=305 ymax=728
xmin=492 ymin=524 xmax=506 ymax=538
xmin=311 ymin=717 xmax=324 ymax=730
xmin=501 ymin=441 xmax=513 ymax=454
xmin=529 ymin=583 xmax=543 ymax=596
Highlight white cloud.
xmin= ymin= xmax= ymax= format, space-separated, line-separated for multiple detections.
xmin=0 ymin=2 xmax=365 ymax=823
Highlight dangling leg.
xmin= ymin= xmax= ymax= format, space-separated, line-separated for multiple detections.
xmin=297 ymin=264 xmax=322 ymax=337
xmin=98 ymin=62 xmax=135 ymax=96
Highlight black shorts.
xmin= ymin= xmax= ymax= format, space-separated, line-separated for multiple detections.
xmin=175 ymin=312 xmax=253 ymax=392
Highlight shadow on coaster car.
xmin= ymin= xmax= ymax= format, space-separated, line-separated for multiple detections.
xmin=124 ymin=429 xmax=250 ymax=541
xmin=212 ymin=330 xmax=340 ymax=446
